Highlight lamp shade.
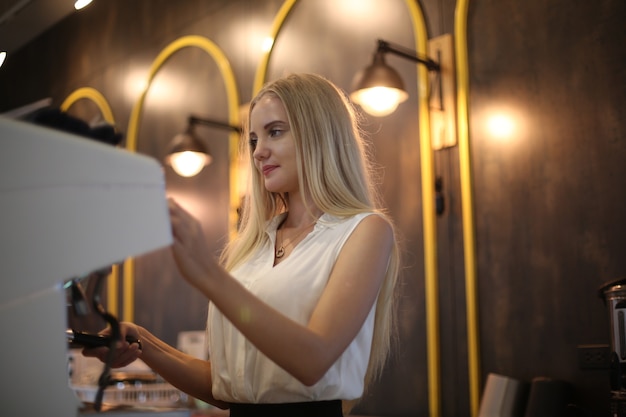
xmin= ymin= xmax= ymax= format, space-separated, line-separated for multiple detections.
xmin=350 ymin=51 xmax=409 ymax=117
xmin=164 ymin=127 xmax=212 ymax=177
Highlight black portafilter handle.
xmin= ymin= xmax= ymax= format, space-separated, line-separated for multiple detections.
xmin=66 ymin=329 xmax=140 ymax=349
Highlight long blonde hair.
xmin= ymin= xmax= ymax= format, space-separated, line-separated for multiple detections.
xmin=221 ymin=73 xmax=400 ymax=389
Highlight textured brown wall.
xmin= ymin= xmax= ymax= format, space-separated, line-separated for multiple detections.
xmin=1 ymin=0 xmax=625 ymax=416
xmin=468 ymin=0 xmax=626 ymax=414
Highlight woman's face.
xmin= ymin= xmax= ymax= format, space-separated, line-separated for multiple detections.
xmin=249 ymin=94 xmax=299 ymax=194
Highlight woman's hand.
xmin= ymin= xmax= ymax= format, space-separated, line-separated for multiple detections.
xmin=81 ymin=322 xmax=142 ymax=368
xmin=168 ymin=197 xmax=220 ymax=293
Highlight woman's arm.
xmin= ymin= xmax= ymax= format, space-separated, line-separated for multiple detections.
xmin=170 ymin=199 xmax=393 ymax=386
xmin=82 ymin=323 xmax=229 ymax=409
xmin=137 ymin=327 xmax=229 ymax=408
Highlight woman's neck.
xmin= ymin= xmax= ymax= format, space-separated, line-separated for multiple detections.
xmin=282 ymin=194 xmax=322 ymax=228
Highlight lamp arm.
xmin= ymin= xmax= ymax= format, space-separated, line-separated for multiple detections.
xmin=189 ymin=115 xmax=241 ymax=133
xmin=378 ymin=39 xmax=440 ymax=72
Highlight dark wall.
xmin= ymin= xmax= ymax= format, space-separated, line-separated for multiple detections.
xmin=1 ymin=0 xmax=625 ymax=416
xmin=468 ymin=0 xmax=626 ymax=415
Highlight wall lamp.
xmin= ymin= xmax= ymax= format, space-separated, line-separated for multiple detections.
xmin=350 ymin=34 xmax=456 ymax=149
xmin=165 ymin=115 xmax=241 ymax=177
xmin=351 ymin=39 xmax=439 ymax=117
xmin=350 ymin=39 xmax=441 ymax=116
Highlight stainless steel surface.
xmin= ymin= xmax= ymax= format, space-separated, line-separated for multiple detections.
xmin=0 ymin=116 xmax=172 ymax=416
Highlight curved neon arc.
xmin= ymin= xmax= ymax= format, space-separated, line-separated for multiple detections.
xmin=124 ymin=35 xmax=241 ymax=322
xmin=60 ymin=87 xmax=120 ymax=317
xmin=126 ymin=35 xmax=240 ymax=152
xmin=401 ymin=3 xmax=442 ymax=417
xmin=60 ymin=87 xmax=116 ymax=124
xmin=253 ymin=0 xmax=297 ymax=95
xmin=455 ymin=0 xmax=480 ymax=415
xmin=257 ymin=2 xmax=442 ymax=416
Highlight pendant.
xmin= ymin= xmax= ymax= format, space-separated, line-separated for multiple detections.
xmin=275 ymin=246 xmax=285 ymax=258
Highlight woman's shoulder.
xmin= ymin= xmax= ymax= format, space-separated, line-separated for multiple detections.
xmin=320 ymin=210 xmax=389 ymax=223
xmin=318 ymin=211 xmax=391 ymax=233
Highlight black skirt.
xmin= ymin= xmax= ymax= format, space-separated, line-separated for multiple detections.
xmin=229 ymin=400 xmax=343 ymax=417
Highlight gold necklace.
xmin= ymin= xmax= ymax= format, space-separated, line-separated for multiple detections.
xmin=275 ymin=222 xmax=315 ymax=258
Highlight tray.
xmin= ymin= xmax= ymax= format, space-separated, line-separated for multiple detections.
xmin=71 ymin=382 xmax=187 ymax=407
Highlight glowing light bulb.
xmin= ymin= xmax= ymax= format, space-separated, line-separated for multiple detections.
xmin=351 ymin=86 xmax=408 ymax=117
xmin=169 ymin=151 xmax=211 ymax=177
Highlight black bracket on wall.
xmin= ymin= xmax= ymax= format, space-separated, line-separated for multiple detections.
xmin=435 ymin=176 xmax=445 ymax=216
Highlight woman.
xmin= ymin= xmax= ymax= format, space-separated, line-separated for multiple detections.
xmin=86 ymin=73 xmax=400 ymax=416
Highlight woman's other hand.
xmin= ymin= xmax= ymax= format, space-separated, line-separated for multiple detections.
xmin=168 ymin=197 xmax=219 ymax=292
xmin=81 ymin=322 xmax=142 ymax=368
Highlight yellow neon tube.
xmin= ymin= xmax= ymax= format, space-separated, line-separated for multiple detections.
xmin=455 ymin=1 xmax=481 ymax=415
xmin=60 ymin=87 xmax=120 ymax=316
xmin=404 ymin=2 xmax=441 ymax=416
xmin=252 ymin=0 xmax=297 ymax=95
xmin=124 ymin=35 xmax=240 ymax=321
xmin=60 ymin=87 xmax=115 ymax=124
xmin=260 ymin=1 xmax=440 ymax=416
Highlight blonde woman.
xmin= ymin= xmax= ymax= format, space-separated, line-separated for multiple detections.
xmin=86 ymin=73 xmax=400 ymax=417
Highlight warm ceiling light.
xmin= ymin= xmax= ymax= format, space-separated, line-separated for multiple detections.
xmin=351 ymin=39 xmax=440 ymax=117
xmin=74 ymin=0 xmax=93 ymax=10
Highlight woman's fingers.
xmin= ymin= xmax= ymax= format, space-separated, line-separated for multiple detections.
xmin=168 ymin=198 xmax=197 ymax=242
xmin=82 ymin=341 xmax=141 ymax=368
xmin=81 ymin=323 xmax=142 ymax=367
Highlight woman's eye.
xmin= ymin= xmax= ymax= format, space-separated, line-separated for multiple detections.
xmin=249 ymin=138 xmax=257 ymax=151
xmin=269 ymin=128 xmax=282 ymax=137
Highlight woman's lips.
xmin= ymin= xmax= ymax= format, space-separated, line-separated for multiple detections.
xmin=262 ymin=165 xmax=278 ymax=176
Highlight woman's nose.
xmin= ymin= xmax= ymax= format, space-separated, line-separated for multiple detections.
xmin=252 ymin=139 xmax=269 ymax=161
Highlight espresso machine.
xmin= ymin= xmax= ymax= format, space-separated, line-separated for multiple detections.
xmin=600 ymin=278 xmax=626 ymax=416
xmin=0 ymin=116 xmax=171 ymax=416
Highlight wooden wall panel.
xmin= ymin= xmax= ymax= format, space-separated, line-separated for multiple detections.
xmin=263 ymin=2 xmax=433 ymax=415
xmin=468 ymin=0 xmax=626 ymax=414
xmin=0 ymin=0 xmax=437 ymax=415
xmin=3 ymin=0 xmax=625 ymax=416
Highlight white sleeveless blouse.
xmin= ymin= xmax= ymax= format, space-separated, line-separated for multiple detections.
xmin=207 ymin=212 xmax=377 ymax=403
